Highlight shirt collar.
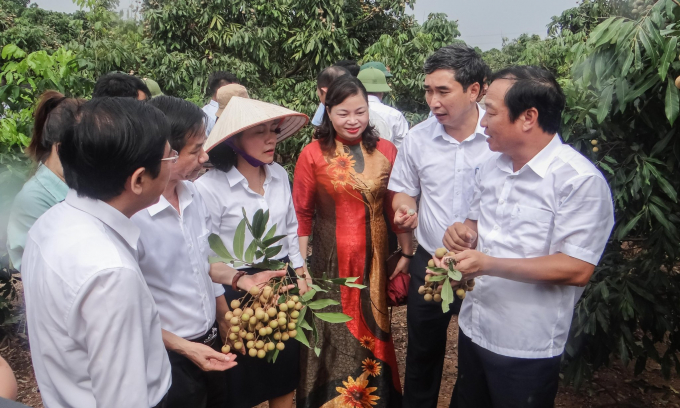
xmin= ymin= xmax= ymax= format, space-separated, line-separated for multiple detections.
xmin=34 ymin=164 xmax=68 ymax=201
xmin=225 ymin=165 xmax=278 ymax=188
xmin=209 ymin=99 xmax=219 ymax=108
xmin=431 ymin=103 xmax=487 ymax=144
xmin=496 ymin=134 xmax=563 ymax=178
xmin=147 ymin=181 xmax=194 ymax=217
xmin=367 ymin=95 xmax=382 ymax=104
xmin=65 ymin=189 xmax=140 ymax=249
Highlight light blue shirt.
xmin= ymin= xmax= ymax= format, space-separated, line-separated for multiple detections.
xmin=7 ymin=164 xmax=68 ymax=270
xmin=311 ymin=102 xmax=325 ymax=126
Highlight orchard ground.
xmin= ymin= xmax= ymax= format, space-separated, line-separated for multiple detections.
xmin=2 ymin=283 xmax=680 ymax=407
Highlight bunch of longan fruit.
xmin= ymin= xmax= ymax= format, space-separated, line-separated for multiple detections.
xmin=221 ymin=283 xmax=303 ymax=359
xmin=419 ymin=247 xmax=475 ymax=303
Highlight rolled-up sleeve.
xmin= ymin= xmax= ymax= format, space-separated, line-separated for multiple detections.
xmin=549 ymin=175 xmax=614 ymax=265
xmin=387 ymin=133 xmax=420 ymax=197
xmin=284 ymin=182 xmax=305 ymax=269
xmin=466 ymin=165 xmax=484 ymax=221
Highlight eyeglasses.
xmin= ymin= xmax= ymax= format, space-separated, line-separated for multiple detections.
xmin=161 ymin=149 xmax=179 ymax=164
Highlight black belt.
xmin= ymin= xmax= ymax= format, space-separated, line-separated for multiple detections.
xmin=189 ymin=324 xmax=218 ymax=347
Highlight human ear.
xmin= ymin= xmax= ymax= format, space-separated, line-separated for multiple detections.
xmin=521 ymin=108 xmax=539 ymax=131
xmin=468 ymin=82 xmax=481 ymax=101
xmin=129 ymin=167 xmax=146 ymax=196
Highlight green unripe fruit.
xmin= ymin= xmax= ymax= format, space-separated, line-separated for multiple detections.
xmin=290 ymin=310 xmax=300 ymax=318
xmin=276 ymin=342 xmax=285 ymax=350
xmin=278 ymin=317 xmax=287 ymax=326
xmin=257 ymin=349 xmax=266 ymax=358
xmin=230 ymin=300 xmax=241 ymax=309
xmin=435 ymin=247 xmax=447 ymax=258
xmin=249 ymin=348 xmax=258 ymax=357
xmin=428 ymin=259 xmax=435 ymax=268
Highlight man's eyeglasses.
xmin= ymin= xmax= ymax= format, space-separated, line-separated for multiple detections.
xmin=161 ymin=149 xmax=179 ymax=164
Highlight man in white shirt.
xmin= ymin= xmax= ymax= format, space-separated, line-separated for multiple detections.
xmin=442 ymin=66 xmax=614 ymax=407
xmin=134 ymin=96 xmax=286 ymax=407
xmin=388 ymin=44 xmax=494 ymax=408
xmin=357 ymin=66 xmax=409 ymax=149
xmin=21 ymin=98 xmax=175 ymax=408
xmin=203 ymin=71 xmax=239 ymax=135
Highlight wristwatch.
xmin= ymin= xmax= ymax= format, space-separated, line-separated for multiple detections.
xmin=232 ymin=271 xmax=246 ymax=291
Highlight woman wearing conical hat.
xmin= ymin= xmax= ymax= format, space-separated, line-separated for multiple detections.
xmin=195 ymin=92 xmax=309 ymax=408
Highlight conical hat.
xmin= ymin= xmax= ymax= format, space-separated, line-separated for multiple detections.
xmin=205 ymin=96 xmax=309 ymax=152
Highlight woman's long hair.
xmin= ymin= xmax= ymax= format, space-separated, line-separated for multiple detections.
xmin=314 ymin=76 xmax=379 ymax=155
xmin=27 ymin=91 xmax=84 ymax=163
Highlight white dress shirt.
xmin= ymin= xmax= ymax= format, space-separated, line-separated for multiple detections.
xmin=202 ymin=100 xmax=218 ymax=135
xmin=368 ymin=95 xmax=409 ymax=149
xmin=459 ymin=134 xmax=615 ymax=359
xmin=21 ymin=190 xmax=171 ymax=408
xmin=132 ymin=181 xmax=225 ymax=340
xmin=388 ymin=105 xmax=496 ymax=255
xmin=195 ymin=163 xmax=305 ymax=269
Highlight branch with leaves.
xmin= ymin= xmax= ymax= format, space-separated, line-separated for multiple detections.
xmin=209 ymin=208 xmax=366 ymax=362
xmin=423 ymin=248 xmax=475 ymax=313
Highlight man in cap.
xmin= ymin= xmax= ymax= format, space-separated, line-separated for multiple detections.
xmin=207 ymin=84 xmax=249 ymax=135
xmin=143 ymin=78 xmax=164 ymax=98
xmin=360 ymin=61 xmax=393 ymax=77
xmin=358 ymin=66 xmax=409 ymax=149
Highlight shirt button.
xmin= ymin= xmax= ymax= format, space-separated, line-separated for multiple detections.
xmin=474 ymin=299 xmax=479 ymax=304
xmin=483 ymin=248 xmax=490 ymax=254
xmin=456 ymin=191 xmax=461 ymax=196
xmin=499 ymin=199 xmax=505 ymax=204
xmin=493 ymin=225 xmax=499 ymax=230
xmin=457 ymin=169 xmax=461 ymax=173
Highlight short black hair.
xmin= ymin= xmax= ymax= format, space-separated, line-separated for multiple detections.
xmin=148 ymin=96 xmax=207 ymax=152
xmin=206 ymin=71 xmax=239 ymax=98
xmin=92 ymin=73 xmax=151 ymax=99
xmin=423 ymin=43 xmax=489 ymax=92
xmin=208 ymin=134 xmax=241 ymax=173
xmin=317 ymin=66 xmax=350 ymax=90
xmin=489 ymin=66 xmax=566 ymax=134
xmin=59 ymin=98 xmax=169 ymax=201
xmin=334 ymin=60 xmax=360 ymax=77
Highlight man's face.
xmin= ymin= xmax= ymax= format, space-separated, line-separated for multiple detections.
xmin=172 ymin=132 xmax=209 ymax=182
xmin=480 ymin=79 xmax=521 ymax=154
xmin=143 ymin=142 xmax=173 ymax=206
xmin=424 ymin=69 xmax=480 ymax=128
xmin=137 ymin=90 xmax=148 ymax=101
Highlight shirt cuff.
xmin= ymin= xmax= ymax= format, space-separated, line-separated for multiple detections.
xmin=288 ymin=252 xmax=305 ymax=269
xmin=467 ymin=210 xmax=480 ymax=221
xmin=387 ymin=185 xmax=420 ymax=197
xmin=212 ymin=282 xmax=225 ymax=297
xmin=552 ymin=242 xmax=602 ymax=266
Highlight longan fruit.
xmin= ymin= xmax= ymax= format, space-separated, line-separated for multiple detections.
xmin=245 ymin=332 xmax=254 ymax=340
xmin=255 ymin=309 xmax=266 ymax=320
xmin=267 ymin=342 xmax=276 ymax=351
xmin=259 ymin=327 xmax=268 ymax=336
xmin=425 ymin=275 xmax=432 ymax=283
xmin=233 ymin=341 xmax=243 ymax=350
xmin=221 ymin=344 xmax=230 ymax=354
xmin=248 ymin=348 xmax=258 ymax=357
xmin=267 ymin=307 xmax=277 ymax=318
xmin=246 ymin=340 xmax=255 ymax=349
xmin=230 ymin=300 xmax=241 ymax=309
xmin=230 ymin=326 xmax=240 ymax=333
xmin=294 ymin=302 xmax=303 ymax=310
xmin=292 ymin=295 xmax=299 ymax=302
xmin=241 ymin=313 xmax=251 ymax=322
xmin=424 ymin=294 xmax=433 ymax=301
xmin=279 ymin=303 xmax=289 ymax=312
xmin=230 ymin=316 xmax=240 ymax=325
xmin=428 ymin=259 xmax=435 ymax=268
xmin=591 ymin=139 xmax=598 ymax=146
xmin=228 ymin=333 xmax=238 ymax=341
xmin=269 ymin=320 xmax=279 ymax=329
xmin=418 ymin=286 xmax=426 ymax=295
xmin=273 ymin=332 xmax=282 ymax=340
xmin=276 ymin=342 xmax=285 ymax=351
xmin=281 ymin=332 xmax=290 ymax=341
xmin=456 ymin=289 xmax=466 ymax=299
xmin=288 ymin=322 xmax=296 ymax=330
xmin=290 ymin=310 xmax=300 ymax=319
xmin=232 ymin=308 xmax=243 ymax=317
xmin=257 ymin=349 xmax=266 ymax=358
xmin=435 ymin=247 xmax=447 ymax=258
xmin=225 ymin=311 xmax=234 ymax=320
xmin=265 ymin=327 xmax=273 ymax=335
xmin=239 ymin=329 xmax=247 ymax=338
xmin=255 ymin=340 xmax=265 ymax=349
xmin=592 ymin=147 xmax=599 ymax=153
xmin=289 ymin=329 xmax=298 ymax=338
xmin=244 ymin=308 xmax=254 ymax=316
xmin=278 ymin=311 xmax=287 ymax=319
xmin=434 ymin=294 xmax=442 ymax=302
xmin=249 ymin=286 xmax=260 ymax=296
xmin=278 ymin=317 xmax=287 ymax=326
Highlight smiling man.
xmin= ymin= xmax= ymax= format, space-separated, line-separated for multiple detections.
xmin=443 ymin=66 xmax=614 ymax=407
xmin=387 ymin=44 xmax=495 ymax=408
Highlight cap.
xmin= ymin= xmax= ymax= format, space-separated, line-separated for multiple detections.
xmin=357 ymin=67 xmax=392 ymax=93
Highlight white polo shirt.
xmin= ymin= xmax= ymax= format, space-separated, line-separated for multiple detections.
xmin=368 ymin=95 xmax=409 ymax=149
xmin=388 ymin=105 xmax=496 ymax=255
xmin=22 ymin=190 xmax=171 ymax=408
xmin=202 ymin=100 xmax=218 ymax=135
xmin=195 ymin=163 xmax=305 ymax=269
xmin=132 ymin=181 xmax=225 ymax=340
xmin=459 ymin=134 xmax=615 ymax=359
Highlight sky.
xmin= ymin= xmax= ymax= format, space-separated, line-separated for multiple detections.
xmin=38 ymin=0 xmax=578 ymax=50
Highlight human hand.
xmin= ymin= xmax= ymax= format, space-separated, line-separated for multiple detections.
xmin=453 ymin=249 xmax=490 ymax=279
xmin=183 ymin=341 xmax=238 ymax=372
xmin=390 ymin=256 xmax=411 ymax=280
xmin=443 ymin=222 xmax=478 ymax=253
xmin=237 ymin=269 xmax=295 ymax=293
xmin=394 ymin=205 xmax=418 ymax=231
xmin=295 ymin=266 xmax=313 ymax=295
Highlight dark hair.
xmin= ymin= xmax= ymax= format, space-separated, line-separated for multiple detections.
xmin=27 ymin=91 xmax=84 ymax=163
xmin=423 ymin=43 xmax=489 ymax=93
xmin=334 ymin=60 xmax=360 ymax=77
xmin=148 ymin=96 xmax=207 ymax=152
xmin=314 ymin=76 xmax=379 ymax=154
xmin=92 ymin=73 xmax=151 ymax=99
xmin=207 ymin=71 xmax=239 ymax=98
xmin=489 ymin=66 xmax=565 ymax=134
xmin=58 ymin=98 xmax=169 ymax=201
xmin=207 ymin=134 xmax=241 ymax=173
xmin=317 ymin=66 xmax=350 ymax=90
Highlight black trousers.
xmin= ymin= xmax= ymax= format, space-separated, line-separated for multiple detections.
xmin=164 ymin=338 xmax=227 ymax=408
xmin=451 ymin=330 xmax=561 ymax=408
xmin=403 ymin=245 xmax=462 ymax=408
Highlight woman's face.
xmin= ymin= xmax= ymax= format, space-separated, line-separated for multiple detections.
xmin=328 ymin=93 xmax=369 ymax=142
xmin=235 ymin=119 xmax=279 ymax=164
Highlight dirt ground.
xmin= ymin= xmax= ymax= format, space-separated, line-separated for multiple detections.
xmin=4 ymin=284 xmax=680 ymax=408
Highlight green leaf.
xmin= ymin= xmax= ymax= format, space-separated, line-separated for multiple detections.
xmin=659 ymin=37 xmax=678 ymax=80
xmin=426 ymin=266 xmax=448 ymax=274
xmin=301 ymin=288 xmax=317 ymax=303
xmin=656 ymin=175 xmax=678 ymax=202
xmin=344 ymin=282 xmax=367 ymax=289
xmin=208 ymin=256 xmax=232 ymax=265
xmin=428 ymin=274 xmax=447 ymax=282
xmin=597 ymin=85 xmax=613 ymax=123
xmin=306 ymin=299 xmax=341 ymax=310
xmin=244 ymin=239 xmax=258 ymax=263
xmin=616 ymin=212 xmax=643 ymax=240
xmin=448 ymin=269 xmax=462 ymax=281
xmin=309 ymin=284 xmax=328 ymax=293
xmin=251 ymin=209 xmax=266 ymax=239
xmin=650 ymin=129 xmax=675 ymax=157
xmin=665 ymin=76 xmax=680 ymax=126
xmin=262 ymin=234 xmax=286 ymax=247
xmin=233 ymin=219 xmax=246 ymax=259
xmin=294 ymin=324 xmax=310 ymax=347
xmin=441 ymin=277 xmax=454 ymax=313
xmin=264 ymin=245 xmax=282 ymax=259
xmin=314 ymin=312 xmax=352 ymax=323
xmin=208 ymin=233 xmax=233 ymax=260
xmin=263 ymin=224 xmax=277 ymax=241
